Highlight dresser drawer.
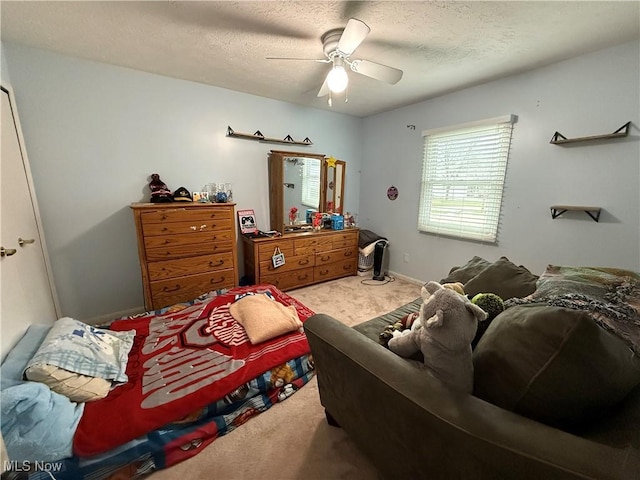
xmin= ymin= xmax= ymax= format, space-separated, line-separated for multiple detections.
xmin=295 ymin=236 xmax=327 ymax=255
xmin=314 ymin=258 xmax=357 ymax=282
xmin=144 ymin=231 xmax=233 ymax=250
xmin=332 ymin=232 xmax=358 ymax=249
xmin=258 ymin=254 xmax=314 ymax=275
xmin=150 ymin=269 xmax=236 ymax=308
xmin=257 ymin=239 xmax=295 ymax=263
xmin=315 ymin=247 xmax=357 ymax=266
xmin=140 ymin=207 xmax=234 ymax=224
xmin=261 ymin=267 xmax=314 ymax=291
xmin=147 ymin=252 xmax=235 ymax=281
xmin=142 ymin=219 xmax=232 ymax=237
xmin=145 ymin=239 xmax=234 ymax=261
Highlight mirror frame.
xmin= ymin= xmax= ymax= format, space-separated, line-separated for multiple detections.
xmin=323 ymin=159 xmax=346 ymax=214
xmin=268 ymin=150 xmax=327 ymax=232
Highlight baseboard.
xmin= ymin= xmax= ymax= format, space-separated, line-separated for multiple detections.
xmin=85 ymin=306 xmax=146 ymax=326
xmin=388 ymin=271 xmax=424 ymax=286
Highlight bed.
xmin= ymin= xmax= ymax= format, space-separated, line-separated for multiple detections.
xmin=1 ymin=284 xmax=316 ymax=479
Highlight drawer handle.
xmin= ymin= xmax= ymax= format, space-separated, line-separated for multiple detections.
xmin=344 ymin=251 xmax=353 ymax=257
xmin=298 ymin=274 xmax=309 ymax=280
xmin=320 ymin=255 xmax=330 ymax=262
xmin=298 ymin=259 xmax=310 ymax=266
xmin=210 ymin=276 xmax=225 ymax=284
xmin=343 ymin=264 xmax=351 ymax=270
xmin=209 ymin=259 xmax=225 ymax=267
xmin=163 ymin=284 xmax=181 ymax=292
xmin=320 ymin=269 xmax=329 ymax=275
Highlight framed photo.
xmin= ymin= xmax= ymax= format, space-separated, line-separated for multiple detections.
xmin=237 ymin=209 xmax=258 ymax=234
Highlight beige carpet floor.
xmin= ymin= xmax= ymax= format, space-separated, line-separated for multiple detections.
xmin=149 ymin=274 xmax=421 ymax=480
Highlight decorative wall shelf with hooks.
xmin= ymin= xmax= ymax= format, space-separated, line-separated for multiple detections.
xmin=550 ymin=205 xmax=602 ymax=222
xmin=227 ymin=126 xmax=313 ymax=146
xmin=550 ymin=122 xmax=630 ymax=145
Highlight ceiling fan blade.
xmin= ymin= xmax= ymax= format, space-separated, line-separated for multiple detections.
xmin=266 ymin=57 xmax=330 ymax=63
xmin=317 ymin=77 xmax=330 ymax=97
xmin=337 ymin=18 xmax=370 ymax=55
xmin=350 ymin=59 xmax=403 ymax=84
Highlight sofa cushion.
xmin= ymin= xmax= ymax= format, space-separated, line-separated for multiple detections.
xmin=473 ymin=304 xmax=640 ymax=428
xmin=464 ymin=256 xmax=538 ymax=300
xmin=440 ymin=256 xmax=490 ymax=284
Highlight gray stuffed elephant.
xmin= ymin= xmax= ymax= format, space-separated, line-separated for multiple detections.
xmin=388 ymin=281 xmax=487 ymax=393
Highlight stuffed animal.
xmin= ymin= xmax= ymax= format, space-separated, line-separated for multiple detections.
xmin=379 ymin=283 xmax=464 ymax=346
xmin=388 ymin=281 xmax=487 ymax=393
xmin=442 ymin=281 xmax=465 ymax=296
xmin=470 ymin=292 xmax=505 ymax=349
xmin=379 ymin=312 xmax=420 ymax=346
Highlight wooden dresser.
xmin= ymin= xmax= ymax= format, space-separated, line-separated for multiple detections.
xmin=242 ymin=229 xmax=358 ymax=291
xmin=130 ymin=203 xmax=238 ymax=310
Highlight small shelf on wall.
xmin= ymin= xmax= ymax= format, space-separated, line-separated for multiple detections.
xmin=550 ymin=122 xmax=631 ymax=145
xmin=227 ymin=126 xmax=313 ymax=146
xmin=550 ymin=205 xmax=602 ymax=222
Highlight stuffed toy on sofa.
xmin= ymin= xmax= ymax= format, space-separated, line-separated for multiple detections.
xmin=388 ymin=281 xmax=487 ymax=393
xmin=378 ymin=282 xmax=466 ymax=346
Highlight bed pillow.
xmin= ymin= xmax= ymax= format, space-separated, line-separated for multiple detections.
xmin=440 ymin=256 xmax=490 ymax=284
xmin=24 ymin=317 xmax=135 ymax=402
xmin=0 ymin=325 xmax=84 ymax=462
xmin=464 ymin=256 xmax=538 ymax=300
xmin=473 ymin=304 xmax=640 ymax=429
xmin=24 ymin=363 xmax=111 ymax=402
xmin=230 ymin=294 xmax=303 ymax=344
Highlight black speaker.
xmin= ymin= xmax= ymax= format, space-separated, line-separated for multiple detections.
xmin=372 ymin=240 xmax=388 ymax=281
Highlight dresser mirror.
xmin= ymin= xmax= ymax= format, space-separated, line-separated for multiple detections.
xmin=323 ymin=159 xmax=346 ymax=214
xmin=268 ymin=150 xmax=328 ymax=232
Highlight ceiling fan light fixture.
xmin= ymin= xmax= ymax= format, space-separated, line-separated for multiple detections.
xmin=327 ymin=57 xmax=348 ymax=93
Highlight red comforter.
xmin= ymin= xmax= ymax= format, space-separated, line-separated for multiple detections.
xmin=73 ymin=285 xmax=314 ymax=456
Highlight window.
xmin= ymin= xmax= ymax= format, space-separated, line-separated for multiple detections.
xmin=418 ymin=115 xmax=516 ymax=243
xmin=301 ymin=160 xmax=321 ymax=208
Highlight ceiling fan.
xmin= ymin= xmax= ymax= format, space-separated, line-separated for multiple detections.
xmin=267 ymin=18 xmax=403 ymax=105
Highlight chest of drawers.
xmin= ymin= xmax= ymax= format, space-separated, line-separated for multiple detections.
xmin=242 ymin=229 xmax=358 ymax=291
xmin=131 ymin=203 xmax=238 ymax=310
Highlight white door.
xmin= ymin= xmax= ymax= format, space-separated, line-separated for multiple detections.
xmin=1 ymin=86 xmax=58 ymax=362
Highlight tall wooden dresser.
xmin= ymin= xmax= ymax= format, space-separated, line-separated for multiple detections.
xmin=131 ymin=203 xmax=238 ymax=310
xmin=242 ymin=229 xmax=358 ymax=291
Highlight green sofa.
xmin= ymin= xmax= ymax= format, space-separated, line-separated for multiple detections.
xmin=303 ymin=260 xmax=640 ymax=479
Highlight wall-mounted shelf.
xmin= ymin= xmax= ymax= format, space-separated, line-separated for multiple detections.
xmin=550 ymin=122 xmax=630 ymax=145
xmin=227 ymin=126 xmax=313 ymax=146
xmin=550 ymin=205 xmax=601 ymax=222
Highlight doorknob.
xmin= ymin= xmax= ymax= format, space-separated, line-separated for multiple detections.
xmin=18 ymin=238 xmax=35 ymax=246
xmin=1 ymin=247 xmax=17 ymax=257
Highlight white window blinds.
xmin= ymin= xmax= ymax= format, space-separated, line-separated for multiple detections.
xmin=301 ymin=160 xmax=321 ymax=208
xmin=418 ymin=115 xmax=516 ymax=243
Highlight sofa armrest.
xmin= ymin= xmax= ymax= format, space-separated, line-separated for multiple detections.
xmin=304 ymin=313 xmax=640 ymax=480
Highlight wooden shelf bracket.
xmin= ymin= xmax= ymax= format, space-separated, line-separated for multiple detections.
xmin=550 ymin=121 xmax=631 ymax=145
xmin=227 ymin=126 xmax=313 ymax=146
xmin=550 ymin=205 xmax=601 ymax=222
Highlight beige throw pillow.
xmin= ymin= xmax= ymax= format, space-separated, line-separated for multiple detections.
xmin=24 ymin=364 xmax=111 ymax=402
xmin=230 ymin=294 xmax=303 ymax=344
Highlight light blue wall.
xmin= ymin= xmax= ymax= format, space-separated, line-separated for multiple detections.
xmin=4 ymin=40 xmax=639 ymax=321
xmin=361 ymin=41 xmax=640 ymax=282
xmin=2 ymin=43 xmax=362 ymax=321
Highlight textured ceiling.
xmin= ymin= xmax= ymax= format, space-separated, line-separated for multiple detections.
xmin=1 ymin=1 xmax=639 ymax=117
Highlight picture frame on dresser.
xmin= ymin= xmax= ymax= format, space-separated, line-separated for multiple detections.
xmin=130 ymin=202 xmax=239 ymax=310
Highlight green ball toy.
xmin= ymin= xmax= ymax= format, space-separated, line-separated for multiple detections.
xmin=471 ymin=293 xmax=505 ymax=321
